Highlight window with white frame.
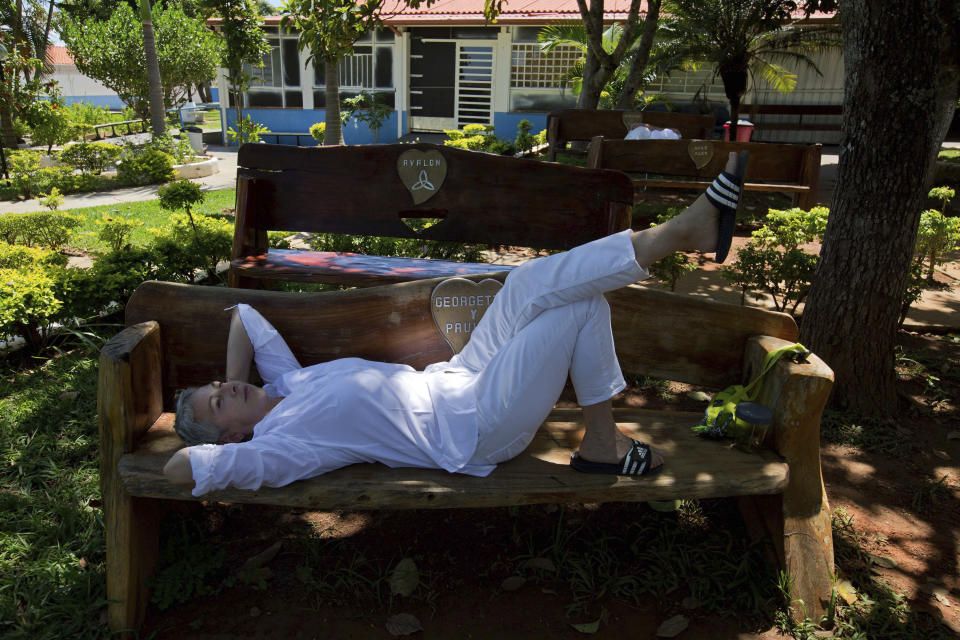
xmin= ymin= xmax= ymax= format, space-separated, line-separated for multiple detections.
xmin=236 ymin=27 xmax=303 ymax=109
xmin=510 ymin=43 xmax=581 ymax=89
xmin=313 ymin=28 xmax=395 ymax=108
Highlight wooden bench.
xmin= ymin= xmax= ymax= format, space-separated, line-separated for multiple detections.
xmin=587 ymin=137 xmax=823 ymax=210
xmin=229 ymin=143 xmax=633 ymax=288
xmin=546 ymin=109 xmax=716 ymax=161
xmin=745 ymin=104 xmax=843 ymax=133
xmin=99 ymin=276 xmax=836 ymax=635
xmin=258 ymin=131 xmax=317 ymax=146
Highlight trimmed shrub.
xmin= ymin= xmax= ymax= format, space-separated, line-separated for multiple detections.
xmin=149 ymin=212 xmax=233 ymax=283
xmin=117 ymin=149 xmax=175 ymax=186
xmin=0 ymin=210 xmax=82 ymax=251
xmin=310 ymin=122 xmax=326 ymax=144
xmin=95 ymin=214 xmax=143 ymax=253
xmin=721 ymin=206 xmax=829 ymax=316
xmin=60 ymin=141 xmax=123 ymax=174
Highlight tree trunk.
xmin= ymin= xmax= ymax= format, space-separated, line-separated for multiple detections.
xmin=40 ymin=0 xmax=55 ymax=71
xmin=230 ymin=71 xmax=244 ymax=139
xmin=324 ymin=59 xmax=343 ymax=145
xmin=720 ymin=68 xmax=747 ymax=140
xmin=799 ymin=0 xmax=955 ymax=416
xmin=615 ymin=0 xmax=661 ymax=110
xmin=140 ymin=0 xmax=166 ymax=137
xmin=575 ymin=0 xmax=644 ymax=110
xmin=577 ymin=50 xmax=605 ymax=110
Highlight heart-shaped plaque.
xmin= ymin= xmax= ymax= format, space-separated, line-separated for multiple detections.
xmin=398 ymin=149 xmax=447 ymax=205
xmin=688 ymin=140 xmax=714 ymax=169
xmin=431 ymin=278 xmax=503 ymax=353
xmin=621 ymin=111 xmax=644 ymax=131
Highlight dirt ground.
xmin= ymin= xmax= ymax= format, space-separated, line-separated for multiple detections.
xmin=137 ymin=206 xmax=960 ymax=638
xmin=137 ymin=330 xmax=960 ymax=640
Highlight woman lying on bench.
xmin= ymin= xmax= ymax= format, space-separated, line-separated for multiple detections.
xmin=164 ymin=152 xmax=748 ymax=495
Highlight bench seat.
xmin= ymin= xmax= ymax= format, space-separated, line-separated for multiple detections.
xmin=231 ymin=248 xmax=515 ymax=287
xmin=118 ymin=408 xmax=789 ymax=508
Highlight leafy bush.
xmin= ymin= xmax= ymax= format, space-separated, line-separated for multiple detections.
xmin=0 ymin=243 xmax=69 ymax=349
xmin=227 ymin=115 xmax=270 ymax=145
xmin=310 ymin=121 xmax=326 ymax=144
xmin=28 ymin=101 xmax=78 ymax=152
xmin=39 ymin=187 xmax=65 ymax=211
xmin=116 ymin=149 xmax=175 ymax=186
xmin=59 ymin=141 xmax=123 ymax=174
xmin=915 ymin=186 xmax=959 ymax=280
xmin=136 ymin=132 xmax=196 ymax=165
xmin=149 ymin=212 xmax=233 ymax=283
xmin=515 ymin=119 xmax=536 ymax=154
xmin=308 ymin=217 xmax=485 ymax=263
xmin=721 ymin=206 xmax=828 ymax=316
xmin=0 ymin=265 xmax=62 ymax=348
xmin=648 ymin=208 xmax=699 ymax=290
xmin=0 ymin=243 xmax=67 ymax=269
xmin=95 ymin=214 xmax=143 ymax=253
xmin=158 ymin=179 xmax=204 ymax=214
xmin=7 ymin=149 xmax=42 ymax=199
xmin=62 ymin=101 xmax=114 ymax=139
xmin=342 ymin=91 xmax=392 ymax=143
xmin=0 ymin=210 xmax=82 ymax=251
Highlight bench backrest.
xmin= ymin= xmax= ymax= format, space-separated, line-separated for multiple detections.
xmin=547 ymin=109 xmax=716 ymax=148
xmin=232 ymin=143 xmax=634 ymax=261
xmin=125 ymin=278 xmax=798 ymax=404
xmin=587 ymin=137 xmax=822 ymax=186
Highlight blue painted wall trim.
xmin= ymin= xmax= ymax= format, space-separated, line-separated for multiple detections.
xmin=221 ymin=109 xmax=549 ymax=146
xmin=63 ymin=95 xmax=125 ymax=110
xmin=223 ymin=109 xmax=403 ymax=146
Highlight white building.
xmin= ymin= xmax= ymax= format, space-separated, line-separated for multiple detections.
xmin=212 ymin=0 xmax=843 ymax=145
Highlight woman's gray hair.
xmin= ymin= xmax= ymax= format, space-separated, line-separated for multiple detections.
xmin=174 ymin=387 xmax=221 ymax=445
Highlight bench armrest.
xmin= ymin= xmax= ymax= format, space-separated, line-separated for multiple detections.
xmin=744 ymin=334 xmax=835 ymax=608
xmin=99 ymin=321 xmax=164 ymax=466
xmin=744 ymin=335 xmax=833 ymax=468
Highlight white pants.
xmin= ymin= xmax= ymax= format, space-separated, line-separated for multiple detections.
xmin=458 ymin=230 xmax=648 ymax=465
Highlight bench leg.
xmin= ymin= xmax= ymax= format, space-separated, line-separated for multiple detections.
xmin=105 ymin=493 xmax=161 ymax=637
xmin=782 ymin=481 xmax=834 ymax=623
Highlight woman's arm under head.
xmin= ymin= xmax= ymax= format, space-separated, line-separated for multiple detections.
xmin=163 ymin=448 xmax=195 ymax=487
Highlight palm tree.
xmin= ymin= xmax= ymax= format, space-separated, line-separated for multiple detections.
xmin=664 ymin=0 xmax=841 ymax=139
xmin=539 ymin=19 xmax=694 ymax=109
xmin=139 ymin=0 xmax=166 ymax=136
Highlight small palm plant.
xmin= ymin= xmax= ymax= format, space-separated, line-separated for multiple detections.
xmin=664 ymin=0 xmax=842 ymax=138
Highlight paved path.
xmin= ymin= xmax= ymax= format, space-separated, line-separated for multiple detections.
xmin=3 ymin=141 xmax=958 ymax=332
xmin=1 ymin=144 xmax=238 ymax=214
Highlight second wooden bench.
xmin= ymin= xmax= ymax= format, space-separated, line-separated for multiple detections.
xmin=229 ymin=143 xmax=633 ymax=289
xmin=587 ymin=137 xmax=823 ymax=210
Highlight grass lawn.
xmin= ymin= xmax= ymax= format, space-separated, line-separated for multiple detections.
xmin=66 ymin=188 xmax=237 ymax=253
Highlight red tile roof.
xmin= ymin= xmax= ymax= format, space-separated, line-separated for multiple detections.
xmin=377 ymin=0 xmax=642 ymax=23
xmin=242 ymin=1 xmax=835 ymax=27
xmin=46 ymin=45 xmax=74 ymax=65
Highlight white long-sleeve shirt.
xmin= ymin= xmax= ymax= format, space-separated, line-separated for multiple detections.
xmin=188 ymin=304 xmax=493 ymax=496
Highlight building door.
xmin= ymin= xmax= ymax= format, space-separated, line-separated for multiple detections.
xmin=409 ymin=36 xmax=494 ymax=132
